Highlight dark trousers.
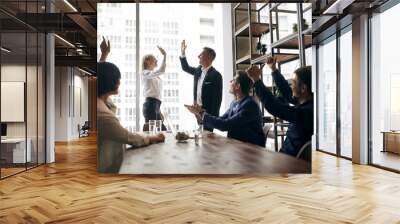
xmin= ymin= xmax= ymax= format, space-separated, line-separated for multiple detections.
xmin=142 ymin=97 xmax=167 ymax=131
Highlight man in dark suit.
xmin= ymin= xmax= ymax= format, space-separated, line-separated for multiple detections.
xmin=185 ymin=71 xmax=265 ymax=147
xmin=246 ymin=57 xmax=313 ymax=161
xmin=180 ymin=40 xmax=222 ymax=131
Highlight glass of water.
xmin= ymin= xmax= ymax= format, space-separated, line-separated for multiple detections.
xmin=149 ymin=120 xmax=156 ymax=134
xmin=155 ymin=120 xmax=162 ymax=133
xmin=197 ymin=124 xmax=203 ymax=138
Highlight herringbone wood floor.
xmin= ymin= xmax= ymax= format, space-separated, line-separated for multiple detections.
xmin=0 ymin=135 xmax=400 ymax=223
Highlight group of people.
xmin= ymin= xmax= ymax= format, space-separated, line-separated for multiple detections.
xmin=97 ymin=37 xmax=313 ymax=173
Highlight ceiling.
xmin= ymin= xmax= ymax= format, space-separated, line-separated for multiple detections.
xmin=0 ymin=0 xmax=99 ymax=73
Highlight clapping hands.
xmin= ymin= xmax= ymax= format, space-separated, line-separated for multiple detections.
xmin=184 ymin=104 xmax=204 ymax=116
xmin=184 ymin=103 xmax=205 ymax=123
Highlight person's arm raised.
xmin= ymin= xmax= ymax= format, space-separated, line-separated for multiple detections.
xmin=266 ymin=56 xmax=294 ymax=103
xmin=143 ymin=46 xmax=167 ymax=79
xmin=99 ymin=36 xmax=110 ymax=62
xmin=154 ymin=46 xmax=166 ymax=74
xmin=179 ymin=40 xmax=197 ymax=75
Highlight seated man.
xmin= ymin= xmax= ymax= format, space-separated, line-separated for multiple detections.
xmin=246 ymin=57 xmax=313 ymax=160
xmin=186 ymin=71 xmax=265 ymax=147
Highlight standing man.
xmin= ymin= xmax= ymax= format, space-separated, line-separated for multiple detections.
xmin=180 ymin=40 xmax=222 ymax=131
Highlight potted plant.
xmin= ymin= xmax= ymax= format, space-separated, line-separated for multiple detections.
xmin=261 ymin=44 xmax=267 ymax=55
xmin=256 ymin=41 xmax=262 ymax=54
xmin=292 ymin=19 xmax=309 ymax=32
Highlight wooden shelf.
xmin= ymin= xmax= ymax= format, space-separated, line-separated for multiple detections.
xmin=235 ymin=22 xmax=274 ymax=37
xmin=235 ymin=23 xmax=250 ymax=37
xmin=311 ymin=15 xmax=335 ymax=34
xmin=271 ymin=28 xmax=312 ymax=49
xmin=251 ymin=23 xmax=274 ymax=37
xmin=234 ymin=3 xmax=259 ymax=11
xmin=236 ymin=54 xmax=262 ymax=65
xmin=251 ymin=53 xmax=299 ymax=65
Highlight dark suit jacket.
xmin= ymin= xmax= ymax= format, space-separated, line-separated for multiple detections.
xmin=254 ymin=70 xmax=313 ymax=160
xmin=203 ymin=96 xmax=265 ymax=147
xmin=180 ymin=57 xmax=223 ymax=122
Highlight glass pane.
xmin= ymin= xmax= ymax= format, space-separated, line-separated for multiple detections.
xmin=303 ymin=3 xmax=312 ymax=31
xmin=371 ymin=4 xmax=400 ymax=171
xmin=1 ymin=30 xmax=28 ymax=177
xmin=258 ymin=4 xmax=270 ymax=24
xmin=97 ymin=3 xmax=137 ymax=132
xmin=339 ymin=28 xmax=352 ymax=158
xmin=140 ymin=3 xmax=228 ymax=132
xmin=275 ymin=4 xmax=299 ymax=40
xmin=305 ymin=47 xmax=312 ymax=66
xmin=317 ymin=36 xmax=337 ymax=154
xmin=280 ymin=59 xmax=299 ymax=79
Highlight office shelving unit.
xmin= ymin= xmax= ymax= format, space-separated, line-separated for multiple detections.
xmin=232 ymin=3 xmax=312 ymax=151
xmin=233 ymin=3 xmax=273 ymax=70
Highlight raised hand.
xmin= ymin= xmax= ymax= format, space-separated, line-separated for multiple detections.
xmin=184 ymin=104 xmax=197 ymax=114
xmin=266 ymin=56 xmax=277 ymax=71
xmin=157 ymin=46 xmax=166 ymax=56
xmin=100 ymin=36 xmax=110 ymax=55
xmin=246 ymin=65 xmax=262 ymax=82
xmin=181 ymin=40 xmax=187 ymax=56
xmin=99 ymin=36 xmax=110 ymax=62
xmin=185 ymin=104 xmax=203 ymax=115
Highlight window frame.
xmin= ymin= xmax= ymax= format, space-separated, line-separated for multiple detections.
xmin=314 ymin=18 xmax=353 ymax=160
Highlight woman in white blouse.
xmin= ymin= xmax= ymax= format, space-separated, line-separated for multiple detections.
xmin=141 ymin=46 xmax=167 ymax=131
xmin=97 ymin=37 xmax=165 ymax=173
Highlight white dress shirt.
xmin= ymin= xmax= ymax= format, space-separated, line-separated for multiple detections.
xmin=141 ymin=57 xmax=166 ymax=101
xmin=197 ymin=65 xmax=211 ymax=105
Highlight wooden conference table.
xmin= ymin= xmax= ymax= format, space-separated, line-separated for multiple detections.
xmin=119 ymin=132 xmax=311 ymax=174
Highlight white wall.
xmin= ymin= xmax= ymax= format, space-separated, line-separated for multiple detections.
xmin=1 ymin=65 xmax=35 ymax=137
xmin=220 ymin=3 xmax=234 ymax=112
xmin=1 ymin=65 xmax=26 ymax=138
xmin=1 ymin=63 xmax=46 ymax=164
xmin=55 ymin=67 xmax=89 ymax=141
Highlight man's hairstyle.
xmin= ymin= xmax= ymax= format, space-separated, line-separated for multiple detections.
xmin=97 ymin=62 xmax=121 ymax=96
xmin=294 ymin=66 xmax=312 ymax=93
xmin=142 ymin=54 xmax=155 ymax=70
xmin=203 ymin=47 xmax=216 ymax=61
xmin=236 ymin=70 xmax=253 ymax=95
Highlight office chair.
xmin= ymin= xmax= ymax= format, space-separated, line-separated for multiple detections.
xmin=78 ymin=121 xmax=90 ymax=138
xmin=263 ymin=123 xmax=288 ymax=151
xmin=296 ymin=141 xmax=311 ymax=161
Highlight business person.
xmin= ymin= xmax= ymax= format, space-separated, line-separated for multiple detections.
xmin=186 ymin=71 xmax=265 ymax=147
xmin=141 ymin=46 xmax=167 ymax=131
xmin=179 ymin=40 xmax=222 ymax=131
xmin=246 ymin=57 xmax=313 ymax=160
xmin=97 ymin=37 xmax=165 ymax=173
